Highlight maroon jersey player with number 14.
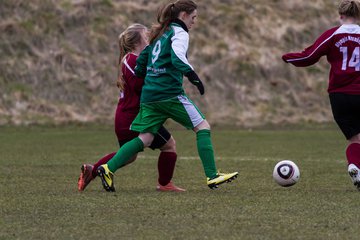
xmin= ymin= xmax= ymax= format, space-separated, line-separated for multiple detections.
xmin=282 ymin=0 xmax=360 ymax=190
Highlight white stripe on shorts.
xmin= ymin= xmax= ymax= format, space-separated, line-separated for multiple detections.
xmin=177 ymin=95 xmax=204 ymax=128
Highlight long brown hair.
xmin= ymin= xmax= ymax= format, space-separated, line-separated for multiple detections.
xmin=339 ymin=0 xmax=360 ymax=19
xmin=117 ymin=23 xmax=147 ymax=91
xmin=149 ymin=0 xmax=197 ymax=44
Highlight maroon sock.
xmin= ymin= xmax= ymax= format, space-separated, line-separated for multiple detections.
xmin=346 ymin=143 xmax=360 ymax=168
xmin=158 ymin=152 xmax=177 ymax=186
xmin=92 ymin=152 xmax=116 ymax=178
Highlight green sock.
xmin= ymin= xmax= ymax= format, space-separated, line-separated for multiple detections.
xmin=107 ymin=137 xmax=144 ymax=173
xmin=196 ymin=129 xmax=217 ymax=179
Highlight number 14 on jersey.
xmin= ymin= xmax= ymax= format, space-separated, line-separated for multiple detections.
xmin=340 ymin=46 xmax=360 ymax=71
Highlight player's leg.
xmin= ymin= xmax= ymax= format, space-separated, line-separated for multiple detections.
xmin=193 ymin=120 xmax=217 ymax=178
xmin=78 ymin=135 xmax=139 ymax=191
xmin=346 ymin=134 xmax=360 ymax=167
xmin=330 ymin=93 xmax=360 ymax=190
xmin=79 ymin=104 xmax=141 ymax=191
xmin=97 ymin=133 xmax=152 ymax=192
xmin=164 ymin=95 xmax=238 ymax=189
xmin=107 ymin=110 xmax=145 ymax=173
xmin=105 ymin=133 xmax=155 ymax=173
xmin=97 ymin=103 xmax=166 ymax=192
xmin=149 ymin=126 xmax=185 ymax=192
xmin=346 ymin=133 xmax=360 ymax=190
xmin=194 ymin=120 xmax=238 ymax=189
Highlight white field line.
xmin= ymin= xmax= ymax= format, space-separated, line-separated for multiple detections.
xmin=137 ymin=155 xmax=344 ymax=163
xmin=137 ymin=155 xmax=266 ymax=161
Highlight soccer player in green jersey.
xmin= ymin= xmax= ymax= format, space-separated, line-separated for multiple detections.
xmin=97 ymin=0 xmax=238 ymax=191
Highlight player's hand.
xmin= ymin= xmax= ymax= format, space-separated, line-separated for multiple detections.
xmin=185 ymin=71 xmax=205 ymax=95
xmin=195 ymin=79 xmax=204 ymax=95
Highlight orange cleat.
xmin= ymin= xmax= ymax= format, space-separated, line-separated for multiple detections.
xmin=78 ymin=164 xmax=94 ymax=191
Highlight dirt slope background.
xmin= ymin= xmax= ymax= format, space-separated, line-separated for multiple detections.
xmin=0 ymin=0 xmax=340 ymax=127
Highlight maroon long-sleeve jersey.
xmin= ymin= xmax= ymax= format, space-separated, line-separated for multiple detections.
xmin=282 ymin=24 xmax=360 ymax=94
xmin=115 ymin=53 xmax=144 ymax=141
xmin=118 ymin=53 xmax=144 ymax=113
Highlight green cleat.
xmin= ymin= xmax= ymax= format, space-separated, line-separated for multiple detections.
xmin=207 ymin=171 xmax=238 ymax=189
xmin=97 ymin=164 xmax=115 ymax=192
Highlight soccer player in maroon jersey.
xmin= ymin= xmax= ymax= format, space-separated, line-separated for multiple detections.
xmin=77 ymin=24 xmax=185 ymax=192
xmin=282 ymin=0 xmax=360 ymax=190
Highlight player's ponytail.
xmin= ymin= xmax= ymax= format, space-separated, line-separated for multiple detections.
xmin=339 ymin=0 xmax=360 ymax=19
xmin=117 ymin=33 xmax=128 ymax=91
xmin=149 ymin=0 xmax=197 ymax=44
xmin=117 ymin=24 xmax=147 ymax=91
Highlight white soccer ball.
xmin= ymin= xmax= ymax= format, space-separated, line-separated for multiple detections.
xmin=273 ymin=160 xmax=300 ymax=187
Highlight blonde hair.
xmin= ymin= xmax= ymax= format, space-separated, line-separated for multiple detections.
xmin=339 ymin=0 xmax=360 ymax=19
xmin=117 ymin=23 xmax=147 ymax=91
xmin=149 ymin=0 xmax=197 ymax=44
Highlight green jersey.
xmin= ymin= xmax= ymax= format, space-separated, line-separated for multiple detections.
xmin=135 ymin=21 xmax=194 ymax=103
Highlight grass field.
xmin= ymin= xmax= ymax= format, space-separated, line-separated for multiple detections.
xmin=1 ymin=124 xmax=360 ymax=240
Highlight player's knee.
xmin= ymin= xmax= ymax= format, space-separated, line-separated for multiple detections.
xmin=139 ymin=133 xmax=154 ymax=148
xmin=193 ymin=119 xmax=211 ymax=132
xmin=160 ymin=136 xmax=176 ymax=152
xmin=349 ymin=133 xmax=360 ymax=144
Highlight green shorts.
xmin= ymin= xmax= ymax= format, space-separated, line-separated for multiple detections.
xmin=130 ymin=95 xmax=205 ymax=134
